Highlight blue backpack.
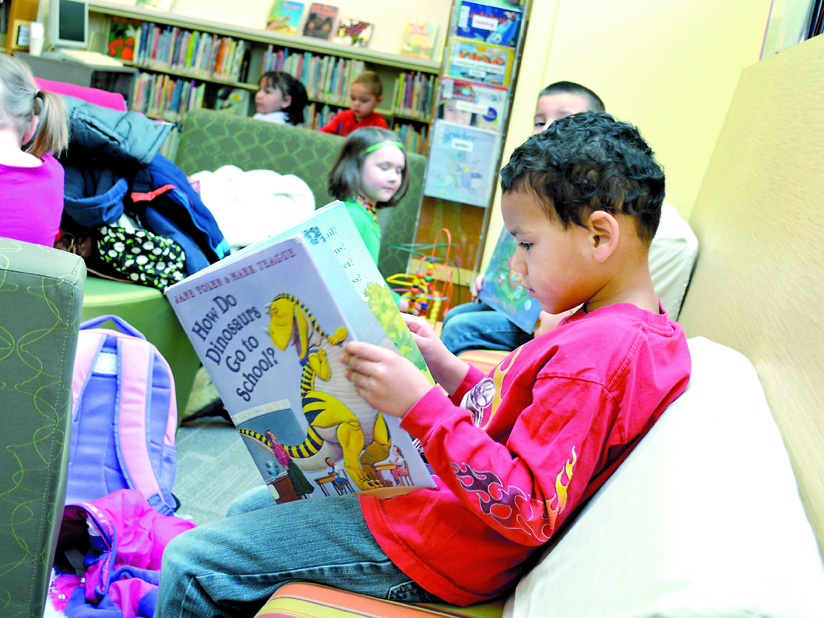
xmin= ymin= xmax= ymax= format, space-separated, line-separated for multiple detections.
xmin=66 ymin=315 xmax=178 ymax=515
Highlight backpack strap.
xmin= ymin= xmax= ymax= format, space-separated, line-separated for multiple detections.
xmin=71 ymin=331 xmax=105 ymax=414
xmin=80 ymin=314 xmax=147 ymax=340
xmin=114 ymin=336 xmax=175 ymax=514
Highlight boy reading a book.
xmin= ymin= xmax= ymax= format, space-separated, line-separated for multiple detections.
xmin=154 ymin=112 xmax=690 ymax=616
xmin=441 ymin=81 xmax=605 ymax=354
xmin=319 ymin=70 xmax=389 ymax=136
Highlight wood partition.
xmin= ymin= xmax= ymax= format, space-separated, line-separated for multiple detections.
xmin=4 ymin=0 xmax=39 ymax=54
xmin=678 ymin=34 xmax=824 ymax=552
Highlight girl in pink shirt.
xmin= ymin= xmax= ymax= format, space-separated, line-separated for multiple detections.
xmin=0 ymin=54 xmax=68 ymax=247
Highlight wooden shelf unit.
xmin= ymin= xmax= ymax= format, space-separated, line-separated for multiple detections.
xmin=87 ymin=1 xmax=439 ymax=141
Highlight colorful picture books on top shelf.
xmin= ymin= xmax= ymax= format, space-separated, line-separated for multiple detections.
xmin=478 ymin=227 xmax=542 ymax=333
xmin=400 ymin=19 xmax=440 ymax=60
xmin=303 ymin=3 xmax=339 ymax=40
xmin=266 ymin=0 xmax=305 ymax=35
xmin=331 ymin=18 xmax=374 ymax=47
xmin=455 ymin=0 xmax=522 ymax=47
xmin=165 ymin=201 xmax=435 ymax=502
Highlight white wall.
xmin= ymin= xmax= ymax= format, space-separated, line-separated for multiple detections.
xmin=482 ymin=0 xmax=773 ymax=270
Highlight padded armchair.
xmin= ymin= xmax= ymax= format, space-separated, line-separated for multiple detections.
xmin=0 ymin=239 xmax=85 ymax=618
xmin=174 ymin=110 xmax=426 ymax=280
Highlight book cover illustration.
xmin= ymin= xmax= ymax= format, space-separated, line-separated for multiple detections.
xmin=455 ymin=1 xmax=522 ymax=47
xmin=166 ymin=234 xmax=435 ymax=504
xmin=196 ymin=200 xmax=432 ymax=381
xmin=399 ymin=19 xmax=439 ymax=60
xmin=478 ymin=227 xmax=542 ymax=333
xmin=423 ymin=121 xmax=500 ymax=207
xmin=445 ymin=38 xmax=514 ymax=88
xmin=107 ymin=16 xmax=141 ymax=61
xmin=438 ymin=78 xmax=508 ymax=133
xmin=266 ymin=0 xmax=305 ymax=35
xmin=331 ymin=18 xmax=373 ymax=47
xmin=215 ymin=87 xmax=251 ymax=115
xmin=303 ymin=3 xmax=339 ymax=40
xmin=135 ymin=0 xmax=176 ymax=11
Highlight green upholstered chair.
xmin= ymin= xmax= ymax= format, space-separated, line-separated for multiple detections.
xmin=174 ymin=109 xmax=426 ymax=280
xmin=0 ymin=238 xmax=85 ymax=618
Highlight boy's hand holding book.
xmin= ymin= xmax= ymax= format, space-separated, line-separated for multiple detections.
xmin=402 ymin=315 xmax=470 ymax=397
xmin=341 ymin=341 xmax=433 ymax=417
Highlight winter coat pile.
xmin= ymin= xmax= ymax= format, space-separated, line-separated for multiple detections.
xmin=58 ymin=96 xmax=230 ymax=277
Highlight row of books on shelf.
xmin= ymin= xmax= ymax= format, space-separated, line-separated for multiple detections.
xmin=262 ymin=46 xmax=435 ymax=120
xmin=393 ymin=72 xmax=435 ymax=121
xmin=109 ymin=18 xmax=250 ymax=83
xmin=131 ymin=72 xmax=207 ymax=122
xmin=262 ymin=46 xmax=365 ymax=101
xmin=131 ymin=76 xmax=428 ymax=155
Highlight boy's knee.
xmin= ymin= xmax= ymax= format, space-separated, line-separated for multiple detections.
xmin=226 ymin=485 xmax=275 ymax=517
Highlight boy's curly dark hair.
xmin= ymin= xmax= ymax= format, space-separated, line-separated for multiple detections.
xmin=500 ymin=112 xmax=665 ymax=244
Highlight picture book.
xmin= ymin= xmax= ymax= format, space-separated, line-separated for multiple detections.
xmin=166 ymin=225 xmax=435 ymax=503
xmin=194 ymin=201 xmax=432 ymax=384
xmin=478 ymin=227 xmax=542 ymax=333
xmin=455 ymin=0 xmax=522 ymax=47
xmin=215 ymin=87 xmax=250 ymax=116
xmin=266 ymin=0 xmax=305 ymax=35
xmin=303 ymin=3 xmax=338 ymax=40
xmin=135 ymin=0 xmax=175 ymax=11
xmin=438 ymin=78 xmax=508 ymax=133
xmin=399 ymin=19 xmax=439 ymax=60
xmin=331 ymin=18 xmax=373 ymax=47
xmin=107 ymin=16 xmax=141 ymax=61
xmin=423 ymin=121 xmax=500 ymax=207
xmin=445 ymin=38 xmax=514 ymax=88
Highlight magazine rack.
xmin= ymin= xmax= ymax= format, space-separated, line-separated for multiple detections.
xmin=413 ymin=0 xmax=532 ymax=300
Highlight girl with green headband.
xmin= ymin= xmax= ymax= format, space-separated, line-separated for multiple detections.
xmin=328 ymin=127 xmax=410 ymax=307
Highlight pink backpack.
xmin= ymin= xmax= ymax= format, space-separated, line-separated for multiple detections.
xmin=66 ymin=315 xmax=178 ymax=514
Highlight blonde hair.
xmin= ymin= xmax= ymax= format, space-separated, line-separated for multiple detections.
xmin=0 ymin=53 xmax=68 ymax=158
xmin=353 ymin=70 xmax=383 ymax=98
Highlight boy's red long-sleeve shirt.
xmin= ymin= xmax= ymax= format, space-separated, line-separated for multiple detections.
xmin=318 ymin=109 xmax=388 ymax=136
xmin=360 ymin=303 xmax=691 ymax=606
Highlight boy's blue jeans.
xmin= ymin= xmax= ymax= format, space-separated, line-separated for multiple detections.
xmin=155 ymin=486 xmax=440 ymax=617
xmin=440 ymin=302 xmax=532 ymax=355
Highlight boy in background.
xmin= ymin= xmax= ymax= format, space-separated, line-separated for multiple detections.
xmin=152 ymin=112 xmax=690 ymax=616
xmin=440 ymin=80 xmax=605 ymax=355
xmin=320 ymin=70 xmax=389 ymax=136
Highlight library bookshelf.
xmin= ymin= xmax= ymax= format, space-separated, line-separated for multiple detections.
xmin=87 ymin=1 xmax=440 ymax=155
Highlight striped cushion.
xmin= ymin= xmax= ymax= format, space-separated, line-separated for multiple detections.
xmin=256 ymin=583 xmax=505 ymax=618
xmin=457 ymin=350 xmax=509 ymax=376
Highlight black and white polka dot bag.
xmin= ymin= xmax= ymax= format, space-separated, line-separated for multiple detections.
xmin=97 ymin=224 xmax=186 ymax=291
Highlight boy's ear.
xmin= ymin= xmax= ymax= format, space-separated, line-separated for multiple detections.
xmin=376 ymin=95 xmax=383 ymax=106
xmin=282 ymin=95 xmax=292 ymax=109
xmin=586 ymin=210 xmax=619 ymax=263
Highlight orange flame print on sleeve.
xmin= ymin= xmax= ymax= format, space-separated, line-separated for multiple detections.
xmin=450 ymin=445 xmax=578 ymax=542
xmin=479 ymin=347 xmax=522 ymax=430
xmin=546 ymin=447 xmax=577 ymax=530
